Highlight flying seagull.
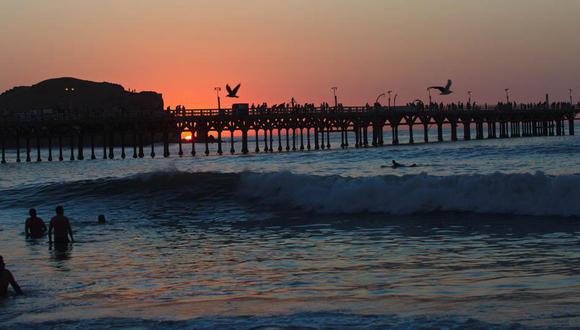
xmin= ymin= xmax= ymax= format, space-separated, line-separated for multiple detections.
xmin=428 ymin=80 xmax=453 ymax=95
xmin=226 ymin=83 xmax=241 ymax=98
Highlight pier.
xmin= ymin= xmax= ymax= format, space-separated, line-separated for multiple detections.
xmin=1 ymin=103 xmax=578 ymax=163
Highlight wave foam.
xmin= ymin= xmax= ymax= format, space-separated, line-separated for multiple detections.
xmin=238 ymin=171 xmax=580 ymax=217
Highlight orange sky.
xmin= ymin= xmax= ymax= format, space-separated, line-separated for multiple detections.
xmin=1 ymin=0 xmax=579 ymax=108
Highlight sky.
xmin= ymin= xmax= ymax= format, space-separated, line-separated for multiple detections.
xmin=1 ymin=0 xmax=579 ymax=108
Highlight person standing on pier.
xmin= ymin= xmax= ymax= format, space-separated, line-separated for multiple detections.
xmin=48 ymin=206 xmax=74 ymax=244
xmin=25 ymin=208 xmax=47 ymax=239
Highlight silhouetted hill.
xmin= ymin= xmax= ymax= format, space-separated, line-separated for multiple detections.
xmin=0 ymin=77 xmax=163 ymax=114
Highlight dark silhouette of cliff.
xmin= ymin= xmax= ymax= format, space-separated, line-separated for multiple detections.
xmin=0 ymin=77 xmax=163 ymax=115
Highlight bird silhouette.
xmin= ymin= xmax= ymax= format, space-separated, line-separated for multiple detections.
xmin=226 ymin=83 xmax=241 ymax=98
xmin=428 ymin=80 xmax=453 ymax=95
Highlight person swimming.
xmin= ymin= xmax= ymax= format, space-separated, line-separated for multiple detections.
xmin=98 ymin=214 xmax=106 ymax=224
xmin=0 ymin=256 xmax=22 ymax=296
xmin=25 ymin=208 xmax=47 ymax=239
xmin=49 ymin=206 xmax=74 ymax=244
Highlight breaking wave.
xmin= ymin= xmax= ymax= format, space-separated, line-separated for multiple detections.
xmin=238 ymin=171 xmax=580 ymax=217
xmin=2 ymin=170 xmax=579 ymax=217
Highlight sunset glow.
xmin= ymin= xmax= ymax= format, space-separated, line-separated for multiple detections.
xmin=1 ymin=0 xmax=579 ymax=106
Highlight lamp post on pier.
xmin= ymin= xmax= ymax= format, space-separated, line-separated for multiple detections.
xmin=214 ymin=87 xmax=222 ymax=111
xmin=505 ymin=88 xmax=510 ymax=104
xmin=468 ymin=91 xmax=472 ymax=104
xmin=393 ymin=93 xmax=398 ymax=108
xmin=331 ymin=87 xmax=338 ymax=108
xmin=375 ymin=93 xmax=385 ymax=105
xmin=570 ymin=89 xmax=573 ymax=105
xmin=387 ymin=90 xmax=392 ymax=109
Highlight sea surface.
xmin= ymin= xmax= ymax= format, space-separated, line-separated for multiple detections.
xmin=1 ymin=125 xmax=580 ymax=329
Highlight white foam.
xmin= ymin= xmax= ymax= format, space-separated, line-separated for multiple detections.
xmin=238 ymin=171 xmax=580 ymax=217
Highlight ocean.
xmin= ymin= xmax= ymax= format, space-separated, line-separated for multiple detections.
xmin=1 ymin=125 xmax=579 ymax=329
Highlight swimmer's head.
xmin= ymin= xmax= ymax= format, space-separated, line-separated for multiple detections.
xmin=0 ymin=256 xmax=4 ymax=270
xmin=98 ymin=215 xmax=106 ymax=224
xmin=29 ymin=208 xmax=37 ymax=217
xmin=55 ymin=206 xmax=64 ymax=215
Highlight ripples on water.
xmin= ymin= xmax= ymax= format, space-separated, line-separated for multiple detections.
xmin=1 ymin=129 xmax=580 ymax=329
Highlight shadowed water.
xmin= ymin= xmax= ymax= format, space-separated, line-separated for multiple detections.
xmin=1 ymin=127 xmax=579 ymax=329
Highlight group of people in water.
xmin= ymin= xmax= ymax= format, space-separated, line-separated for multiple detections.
xmin=2 ymin=206 xmax=107 ymax=297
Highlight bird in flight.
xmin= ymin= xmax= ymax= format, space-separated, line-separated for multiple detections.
xmin=428 ymin=80 xmax=453 ymax=95
xmin=226 ymin=83 xmax=241 ymax=98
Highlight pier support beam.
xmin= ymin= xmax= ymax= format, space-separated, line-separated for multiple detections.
xmin=139 ymin=132 xmax=145 ymax=158
xmin=217 ymin=130 xmax=223 ymax=155
xmin=48 ymin=136 xmax=53 ymax=161
xmin=363 ymin=126 xmax=369 ymax=147
xmin=569 ymin=118 xmax=575 ymax=135
xmin=163 ymin=130 xmax=169 ymax=158
xmin=463 ymin=122 xmax=471 ymax=140
xmin=241 ymin=129 xmax=248 ymax=154
xmin=69 ymin=134 xmax=75 ymax=161
xmin=58 ymin=135 xmax=63 ymax=161
xmin=109 ymin=131 xmax=115 ymax=159
xmin=423 ymin=124 xmax=429 ymax=143
xmin=191 ymin=131 xmax=197 ymax=156
xmin=437 ymin=123 xmax=443 ymax=142
xmin=314 ymin=127 xmax=319 ymax=150
xmin=16 ymin=132 xmax=21 ymax=163
xmin=392 ymin=125 xmax=399 ymax=145
xmin=450 ymin=122 xmax=457 ymax=141
xmin=277 ymin=128 xmax=282 ymax=152
xmin=77 ymin=132 xmax=84 ymax=160
xmin=231 ymin=130 xmax=236 ymax=154
xmin=269 ymin=129 xmax=274 ymax=152
xmin=36 ymin=133 xmax=42 ymax=162
xmin=1 ymin=133 xmax=6 ymax=164
xmin=26 ymin=136 xmax=31 ymax=162
xmin=91 ymin=134 xmax=97 ymax=160
xmin=408 ymin=124 xmax=414 ymax=144
xmin=255 ymin=129 xmax=260 ymax=153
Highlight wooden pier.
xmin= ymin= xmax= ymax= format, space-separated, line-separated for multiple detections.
xmin=0 ymin=104 xmax=578 ymax=163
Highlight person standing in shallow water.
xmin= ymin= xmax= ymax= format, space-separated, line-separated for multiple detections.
xmin=0 ymin=256 xmax=22 ymax=296
xmin=49 ymin=206 xmax=74 ymax=243
xmin=25 ymin=208 xmax=47 ymax=239
xmin=97 ymin=214 xmax=106 ymax=224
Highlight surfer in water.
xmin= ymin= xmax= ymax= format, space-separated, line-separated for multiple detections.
xmin=391 ymin=160 xmax=417 ymax=168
